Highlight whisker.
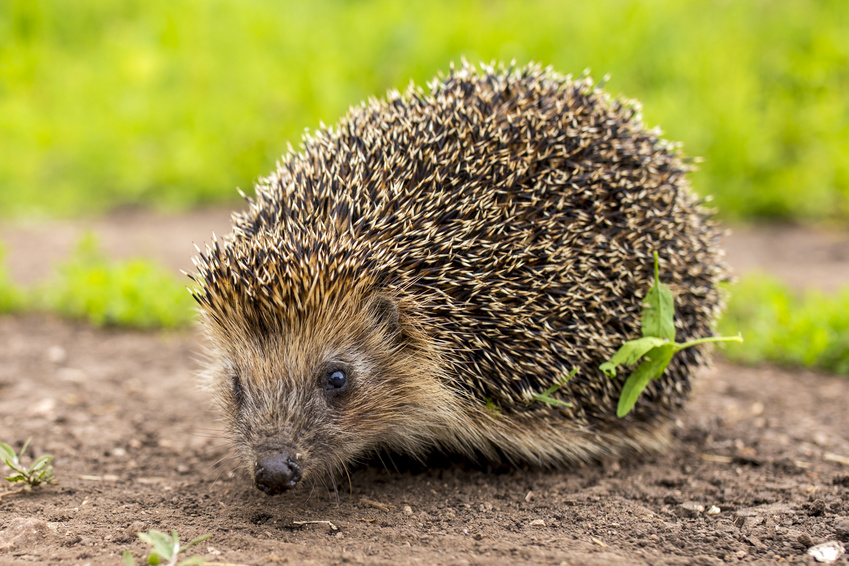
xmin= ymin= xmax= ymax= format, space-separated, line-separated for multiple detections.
xmin=331 ymin=450 xmax=354 ymax=496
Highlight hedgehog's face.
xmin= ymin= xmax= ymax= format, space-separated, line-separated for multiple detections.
xmin=205 ymin=293 xmax=444 ymax=495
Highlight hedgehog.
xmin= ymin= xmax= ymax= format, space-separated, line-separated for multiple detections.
xmin=191 ymin=61 xmax=725 ymax=496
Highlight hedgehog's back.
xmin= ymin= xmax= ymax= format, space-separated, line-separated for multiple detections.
xmin=229 ymin=62 xmax=725 ymax=427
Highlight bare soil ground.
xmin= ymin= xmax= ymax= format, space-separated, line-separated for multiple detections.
xmin=1 ymin=210 xmax=848 ymax=565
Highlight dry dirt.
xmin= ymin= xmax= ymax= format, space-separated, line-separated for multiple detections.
xmin=1 ymin=210 xmax=848 ymax=565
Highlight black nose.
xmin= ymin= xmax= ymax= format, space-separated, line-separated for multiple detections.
xmin=254 ymin=453 xmax=302 ymax=495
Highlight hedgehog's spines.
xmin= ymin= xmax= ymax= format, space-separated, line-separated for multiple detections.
xmin=193 ymin=61 xmax=725 ymax=469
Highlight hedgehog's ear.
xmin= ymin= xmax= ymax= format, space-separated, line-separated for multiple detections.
xmin=368 ymin=294 xmax=401 ymax=338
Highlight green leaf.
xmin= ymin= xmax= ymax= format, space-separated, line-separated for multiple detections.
xmin=0 ymin=442 xmax=16 ymax=464
xmin=4 ymin=466 xmax=23 ymax=476
xmin=616 ymin=344 xmax=675 ymax=418
xmin=136 ymin=531 xmax=154 ymax=546
xmin=676 ymin=334 xmax=744 ymax=351
xmin=530 ymin=368 xmax=577 ymax=408
xmin=531 ymin=394 xmax=573 ymax=409
xmin=139 ymin=530 xmax=176 ymax=561
xmin=30 ymin=455 xmax=51 ymax=471
xmin=19 ymin=439 xmax=30 ymax=459
xmin=123 ymin=550 xmax=136 ymax=566
xmin=602 ymin=252 xmax=743 ymax=419
xmin=641 ymin=252 xmax=676 ymax=341
xmin=182 ymin=533 xmax=211 ymax=551
xmin=599 ymin=336 xmax=669 ymax=377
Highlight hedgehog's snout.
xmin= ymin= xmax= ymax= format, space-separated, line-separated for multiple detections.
xmin=254 ymin=450 xmax=302 ymax=495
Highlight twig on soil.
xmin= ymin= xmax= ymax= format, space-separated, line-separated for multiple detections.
xmin=79 ymin=474 xmax=119 ymax=482
xmin=359 ymin=498 xmax=394 ymax=512
xmin=0 ymin=485 xmax=28 ymax=500
xmin=136 ymin=476 xmax=169 ymax=484
xmin=292 ymin=520 xmax=339 ymax=531
xmin=699 ymin=453 xmax=733 ymax=464
xmin=591 ymin=537 xmax=608 ymax=548
xmin=824 ymin=452 xmax=849 ymax=466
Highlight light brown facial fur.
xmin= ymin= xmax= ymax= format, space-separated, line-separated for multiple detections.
xmin=199 ymin=285 xmax=462 ymax=492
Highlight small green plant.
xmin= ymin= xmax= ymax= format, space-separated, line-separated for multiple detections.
xmin=123 ymin=530 xmax=211 ymax=566
xmin=40 ymin=234 xmax=195 ymax=329
xmin=600 ymin=253 xmax=742 ymax=417
xmin=0 ymin=439 xmax=56 ymax=498
xmin=529 ymin=368 xmax=578 ymax=409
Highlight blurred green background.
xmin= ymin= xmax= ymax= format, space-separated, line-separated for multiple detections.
xmin=2 ymin=0 xmax=848 ymax=221
xmin=1 ymin=1 xmax=848 ymax=373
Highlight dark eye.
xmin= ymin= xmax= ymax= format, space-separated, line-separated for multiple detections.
xmin=326 ymin=369 xmax=347 ymax=392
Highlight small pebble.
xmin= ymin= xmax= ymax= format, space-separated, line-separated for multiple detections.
xmin=807 ymin=540 xmax=845 ymax=563
xmin=29 ymin=398 xmax=56 ymax=417
xmin=530 ymin=519 xmax=545 ymax=527
xmin=402 ymin=505 xmax=413 ymax=516
xmin=0 ymin=518 xmax=52 ymax=551
xmin=56 ymin=368 xmax=87 ymax=382
xmin=797 ymin=532 xmax=814 ymax=548
xmin=46 ymin=345 xmax=67 ymax=364
xmin=834 ymin=519 xmax=849 ymax=542
xmin=674 ymin=502 xmax=704 ymax=519
xmin=125 ymin=522 xmax=147 ymax=539
xmin=813 ymin=432 xmax=830 ymax=447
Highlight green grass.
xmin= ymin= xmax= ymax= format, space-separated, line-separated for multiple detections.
xmin=0 ymin=244 xmax=24 ymax=314
xmin=1 ymin=236 xmax=195 ymax=328
xmin=1 ymin=0 xmax=847 ymax=221
xmin=719 ymin=275 xmax=849 ymax=375
xmin=37 ymin=235 xmax=195 ymax=329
